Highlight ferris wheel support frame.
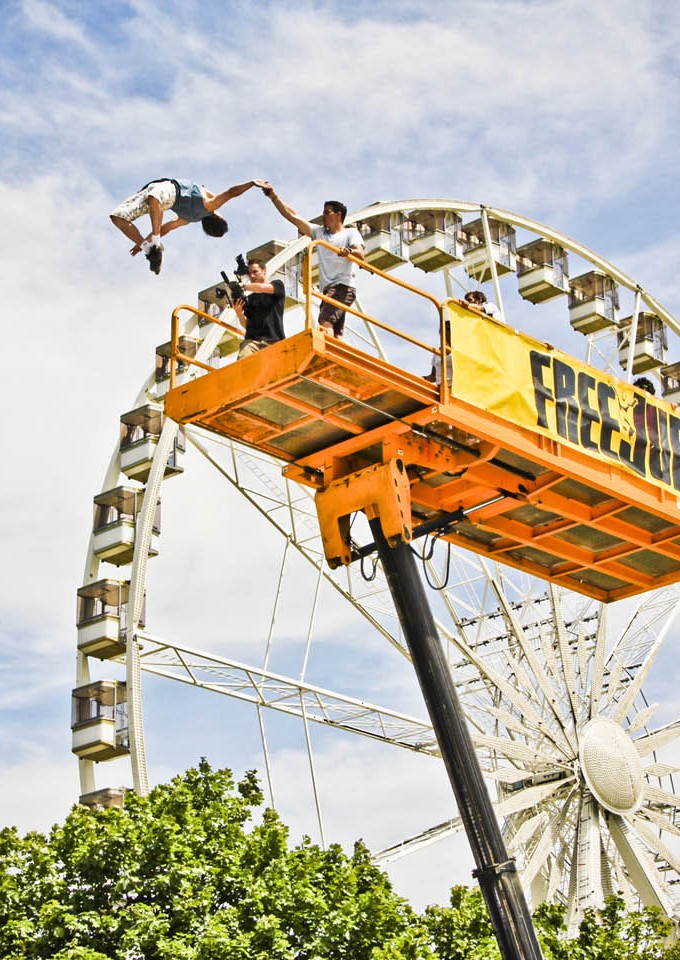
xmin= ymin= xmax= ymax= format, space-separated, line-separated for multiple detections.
xmin=369 ymin=517 xmax=543 ymax=960
xmin=124 ymin=321 xmax=227 ymax=794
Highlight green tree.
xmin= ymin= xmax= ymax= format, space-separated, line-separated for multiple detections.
xmin=3 ymin=762 xmax=680 ymax=959
xmin=424 ymin=886 xmax=499 ymax=960
xmin=0 ymin=760 xmax=418 ymax=960
xmin=570 ymin=895 xmax=674 ymax=960
xmin=424 ymin=885 xmax=678 ymax=960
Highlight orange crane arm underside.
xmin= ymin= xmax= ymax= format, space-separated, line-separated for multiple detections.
xmin=165 ymin=326 xmax=680 ymax=603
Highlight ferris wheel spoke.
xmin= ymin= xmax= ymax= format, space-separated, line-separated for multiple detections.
xmin=604 ymin=841 xmax=638 ymax=911
xmin=472 ymin=732 xmax=558 ymax=768
xmin=610 ymin=629 xmax=668 ymax=726
xmin=374 ymin=816 xmax=463 ymax=865
xmin=494 ymin=778 xmax=573 ymax=820
xmin=487 ymin=572 xmax=577 ymax=754
xmin=599 ymin=838 xmax=617 ymax=900
xmin=570 ymin=792 xmax=604 ymax=925
xmin=635 ymin=719 xmax=680 ymax=757
xmin=587 ymin=608 xmax=608 ymax=720
xmin=485 ymin=704 xmax=557 ymax=743
xmin=631 ymin=816 xmax=680 ymax=875
xmin=627 ymin=702 xmax=660 ymax=733
xmin=549 ymin=585 xmax=582 ymax=733
xmin=575 ymin=624 xmax=592 ymax=692
xmin=536 ymin=619 xmax=569 ymax=693
xmin=544 ymin=852 xmax=563 ymax=905
xmin=606 ymin=814 xmax=677 ymax=913
xmin=636 ymin=804 xmax=680 ymax=837
xmin=435 ymin=619 xmax=556 ymax=740
xmin=642 ymin=782 xmax=680 ymax=810
xmin=506 ymin=808 xmax=549 ymax=854
xmin=521 ymin=791 xmax=576 ymax=888
xmin=483 ymin=707 xmax=574 ymax=767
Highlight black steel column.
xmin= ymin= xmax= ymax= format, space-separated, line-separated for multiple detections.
xmin=369 ymin=518 xmax=543 ymax=960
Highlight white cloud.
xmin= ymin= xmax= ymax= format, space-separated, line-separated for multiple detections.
xmin=0 ymin=751 xmax=80 ymax=836
xmin=21 ymin=0 xmax=98 ymax=54
xmin=4 ymin=0 xmax=680 ymax=219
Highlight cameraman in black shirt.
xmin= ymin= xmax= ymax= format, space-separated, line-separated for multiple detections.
xmin=233 ymin=258 xmax=286 ymax=359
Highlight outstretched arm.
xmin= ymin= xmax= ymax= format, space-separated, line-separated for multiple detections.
xmin=207 ymin=179 xmax=268 ymax=211
xmin=262 ymin=184 xmax=312 ymax=238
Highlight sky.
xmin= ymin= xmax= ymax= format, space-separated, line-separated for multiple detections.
xmin=2 ymin=0 xmax=680 ymax=911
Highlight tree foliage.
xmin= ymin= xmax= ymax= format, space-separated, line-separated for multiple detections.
xmin=0 ymin=760 xmax=417 ymax=959
xmin=1 ymin=760 xmax=678 ymax=959
xmin=424 ymin=885 xmax=678 ymax=960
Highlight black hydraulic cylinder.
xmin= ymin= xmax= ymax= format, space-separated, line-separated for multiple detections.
xmin=368 ymin=518 xmax=544 ymax=960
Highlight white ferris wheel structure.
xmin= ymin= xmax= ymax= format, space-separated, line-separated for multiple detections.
xmin=74 ymin=198 xmax=680 ymax=935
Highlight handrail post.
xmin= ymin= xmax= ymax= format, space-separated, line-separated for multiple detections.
xmin=625 ymin=289 xmax=641 ymax=383
xmin=439 ymin=303 xmax=450 ymax=405
xmin=481 ymin=205 xmax=505 ymax=323
xmin=303 ymin=246 xmax=313 ymax=331
xmin=170 ymin=307 xmax=180 ymax=392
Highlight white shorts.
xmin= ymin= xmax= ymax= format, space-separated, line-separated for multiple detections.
xmin=110 ymin=180 xmax=177 ymax=223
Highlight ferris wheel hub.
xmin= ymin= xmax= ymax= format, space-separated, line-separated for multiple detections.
xmin=578 ymin=718 xmax=644 ymax=815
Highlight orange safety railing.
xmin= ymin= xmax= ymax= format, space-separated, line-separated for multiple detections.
xmin=168 ymin=242 xmax=476 ymax=403
xmin=169 ymin=304 xmax=242 ymax=391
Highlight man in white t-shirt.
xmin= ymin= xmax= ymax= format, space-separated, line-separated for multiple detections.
xmin=423 ymin=291 xmax=504 ymax=386
xmin=464 ymin=290 xmax=503 ymax=322
xmin=263 ymin=184 xmax=365 ymax=337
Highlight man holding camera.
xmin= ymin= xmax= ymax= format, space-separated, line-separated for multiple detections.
xmin=110 ymin=177 xmax=268 ymax=274
xmin=262 ymin=184 xmax=364 ymax=337
xmin=232 ymin=258 xmax=286 ymax=359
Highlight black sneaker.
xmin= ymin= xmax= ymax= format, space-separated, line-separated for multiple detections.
xmin=146 ymin=243 xmax=164 ymax=275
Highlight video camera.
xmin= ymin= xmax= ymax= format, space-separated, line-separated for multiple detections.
xmin=215 ymin=254 xmax=249 ymax=304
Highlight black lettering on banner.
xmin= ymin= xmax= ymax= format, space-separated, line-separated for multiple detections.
xmin=530 ymin=351 xmax=552 ymax=428
xmin=577 ymin=371 xmax=598 ymax=450
xmin=597 ymin=382 xmax=619 ymax=459
xmin=648 ymin=404 xmax=671 ymax=485
xmin=553 ymin=359 xmax=579 ymax=444
xmin=620 ymin=395 xmax=644 ymax=477
xmin=670 ymin=414 xmax=680 ymax=490
xmin=528 ymin=349 xmax=680 ymax=494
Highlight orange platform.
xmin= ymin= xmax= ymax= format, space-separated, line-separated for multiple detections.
xmin=165 ymin=320 xmax=680 ymax=604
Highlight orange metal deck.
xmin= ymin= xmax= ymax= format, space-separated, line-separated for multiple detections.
xmin=165 ymin=325 xmax=680 ymax=603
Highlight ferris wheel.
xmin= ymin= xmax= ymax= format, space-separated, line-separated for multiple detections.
xmin=73 ymin=199 xmax=680 ymax=935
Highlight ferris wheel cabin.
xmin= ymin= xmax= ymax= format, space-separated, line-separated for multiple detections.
xmin=163 ymin=232 xmax=680 ymax=604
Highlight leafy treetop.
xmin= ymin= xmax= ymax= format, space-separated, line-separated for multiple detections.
xmin=1 ymin=760 xmax=679 ymax=960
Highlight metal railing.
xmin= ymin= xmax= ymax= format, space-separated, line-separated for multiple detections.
xmin=168 ymin=304 xmax=242 ymax=391
xmin=168 ymin=241 xmax=485 ymax=404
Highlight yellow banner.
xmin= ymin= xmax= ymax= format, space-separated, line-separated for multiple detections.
xmin=446 ymin=303 xmax=680 ymax=497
